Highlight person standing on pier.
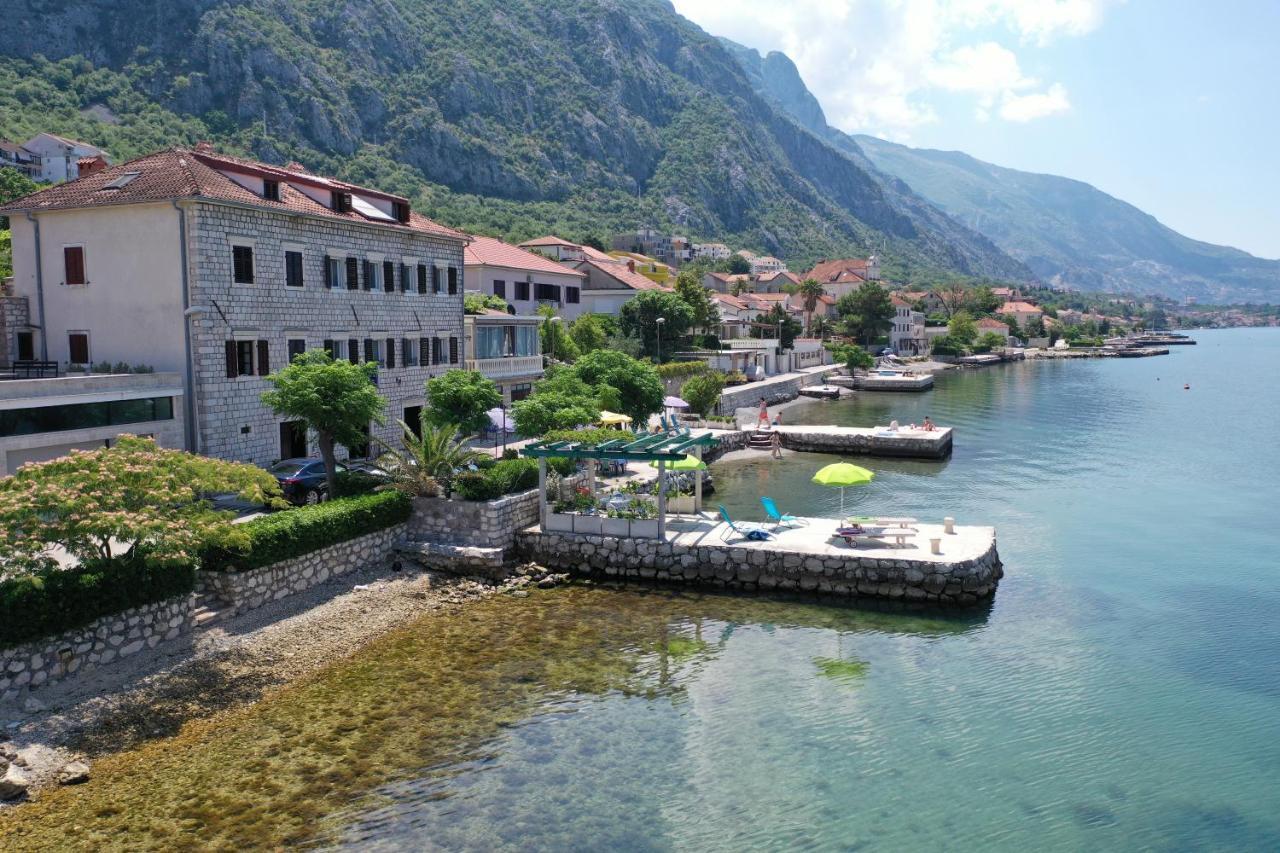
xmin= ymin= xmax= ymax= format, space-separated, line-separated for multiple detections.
xmin=757 ymin=398 xmax=770 ymax=430
xmin=771 ymin=430 xmax=783 ymax=459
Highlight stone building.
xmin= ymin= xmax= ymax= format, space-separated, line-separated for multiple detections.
xmin=0 ymin=145 xmax=467 ymax=469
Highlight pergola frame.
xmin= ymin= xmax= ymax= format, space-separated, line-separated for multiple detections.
xmin=522 ymin=430 xmax=718 ymax=537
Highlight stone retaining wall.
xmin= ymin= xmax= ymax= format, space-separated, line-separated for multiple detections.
xmin=0 ymin=596 xmax=193 ymax=704
xmin=405 ymin=475 xmax=584 ymax=549
xmin=197 ymin=525 xmax=405 ymax=614
xmin=716 ymin=367 xmax=841 ymax=415
xmin=702 ymin=430 xmax=749 ymax=461
xmin=516 ymin=530 xmax=1002 ymax=606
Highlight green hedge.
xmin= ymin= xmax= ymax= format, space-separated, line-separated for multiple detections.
xmin=454 ymin=458 xmax=542 ymax=501
xmin=201 ymin=491 xmax=411 ymax=573
xmin=656 ymin=360 xmax=708 ymax=378
xmin=453 ymin=470 xmax=503 ymax=501
xmin=0 ymin=557 xmax=195 ymax=649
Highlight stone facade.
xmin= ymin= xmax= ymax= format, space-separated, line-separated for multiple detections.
xmin=405 ymin=475 xmax=583 ymax=549
xmin=777 ymin=427 xmax=953 ymax=460
xmin=517 ymin=530 xmax=1002 ymax=606
xmin=186 ymin=201 xmax=466 ymax=467
xmin=0 ymin=291 xmax=30 ymax=369
xmin=0 ymin=596 xmax=193 ymax=704
xmin=196 ymin=524 xmax=405 ymax=614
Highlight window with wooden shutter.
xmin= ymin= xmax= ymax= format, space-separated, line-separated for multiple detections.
xmin=386 ymin=337 xmax=396 ymax=368
xmin=346 ymin=257 xmax=359 ymax=290
xmin=232 ymin=245 xmax=254 ymax=284
xmin=225 ymin=340 xmax=238 ymax=378
xmin=63 ymin=246 xmax=86 ymax=285
xmin=324 ymin=255 xmax=334 ymax=288
xmin=431 ymin=338 xmax=442 ymax=365
xmin=432 ymin=266 xmax=441 ymax=294
xmin=16 ymin=332 xmax=34 ymax=361
xmin=257 ymin=340 xmax=270 ymax=376
xmin=419 ymin=338 xmax=430 ymax=367
xmin=288 ymin=339 xmax=306 ymax=361
xmin=362 ymin=260 xmax=374 ymax=291
xmin=515 ymin=281 xmax=530 ymax=301
xmin=348 ymin=338 xmax=359 ymax=364
xmin=323 ymin=339 xmax=335 ymax=359
xmin=566 ymin=286 xmax=580 ymax=304
xmin=263 ymin=180 xmax=280 ymax=201
xmin=402 ymin=337 xmax=417 ymax=366
xmin=449 ymin=336 xmax=459 ymax=364
xmin=417 ymin=264 xmax=428 ymax=294
xmin=383 ymin=260 xmax=395 ymax=293
xmin=447 ymin=266 xmax=458 ymax=295
xmin=285 ymin=251 xmax=304 ymax=288
xmin=400 ymin=264 xmax=410 ymax=292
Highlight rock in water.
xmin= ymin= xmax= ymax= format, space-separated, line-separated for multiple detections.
xmin=58 ymin=760 xmax=91 ymax=785
xmin=0 ymin=763 xmax=30 ymax=800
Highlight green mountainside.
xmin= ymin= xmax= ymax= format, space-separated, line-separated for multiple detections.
xmin=723 ymin=40 xmax=1280 ymax=303
xmin=0 ymin=0 xmax=1029 ymax=282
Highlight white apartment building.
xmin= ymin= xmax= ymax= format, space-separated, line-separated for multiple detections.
xmin=464 ymin=234 xmax=588 ymax=319
xmin=692 ymin=242 xmax=730 ymax=260
xmin=18 ymin=133 xmax=108 ymax=183
xmin=0 ymin=145 xmax=467 ymax=470
xmin=890 ymin=297 xmax=928 ymax=355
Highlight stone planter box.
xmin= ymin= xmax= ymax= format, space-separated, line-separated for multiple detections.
xmin=668 ymin=495 xmax=696 ymax=514
xmin=545 ymin=512 xmax=574 ymax=532
xmin=629 ymin=519 xmax=661 ymax=538
xmin=601 ymin=517 xmax=631 ymax=536
xmin=572 ymin=514 xmax=604 ymax=535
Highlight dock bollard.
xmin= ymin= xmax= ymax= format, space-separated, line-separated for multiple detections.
xmin=943 ymin=516 xmax=955 ymax=534
xmin=930 ymin=538 xmax=942 ymax=555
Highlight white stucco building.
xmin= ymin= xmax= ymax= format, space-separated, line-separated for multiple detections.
xmin=464 ymin=234 xmax=588 ymax=319
xmin=18 ymin=133 xmax=108 ymax=184
xmin=890 ymin=296 xmax=928 ymax=355
xmin=0 ymin=145 xmax=467 ymax=470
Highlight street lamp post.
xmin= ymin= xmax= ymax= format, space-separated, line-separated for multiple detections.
xmin=656 ymin=316 xmax=666 ymax=363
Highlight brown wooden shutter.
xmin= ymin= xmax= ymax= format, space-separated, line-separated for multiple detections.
xmin=448 ymin=266 xmax=458 ymax=294
xmin=419 ymin=338 xmax=429 ymax=366
xmin=362 ymin=260 xmax=373 ymax=290
xmin=346 ymin=257 xmax=359 ymax=290
xmin=383 ymin=260 xmax=395 ymax=293
xmin=400 ymin=263 xmax=410 ymax=292
xmin=348 ymin=338 xmax=359 ymax=363
xmin=257 ymin=340 xmax=270 ymax=375
xmin=225 ymin=340 xmax=238 ymax=378
xmin=432 ymin=266 xmax=441 ymax=293
xmin=323 ymin=256 xmax=332 ymax=288
xmin=449 ymin=336 xmax=459 ymax=364
xmin=64 ymin=246 xmax=85 ymax=285
xmin=417 ymin=264 xmax=427 ymax=294
xmin=323 ymin=339 xmax=335 ymax=358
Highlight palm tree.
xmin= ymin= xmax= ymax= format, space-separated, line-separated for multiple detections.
xmin=375 ymin=417 xmax=488 ymax=496
xmin=798 ymin=278 xmax=826 ymax=336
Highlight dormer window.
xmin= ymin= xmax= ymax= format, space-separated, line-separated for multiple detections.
xmin=263 ymin=180 xmax=280 ymax=201
xmin=393 ymin=201 xmax=410 ymax=224
xmin=332 ymin=191 xmax=352 ymax=213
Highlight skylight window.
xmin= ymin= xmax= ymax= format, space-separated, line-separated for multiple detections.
xmin=102 ymin=171 xmax=141 ymax=190
xmin=350 ymin=195 xmax=395 ymax=222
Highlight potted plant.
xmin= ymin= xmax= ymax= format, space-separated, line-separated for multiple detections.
xmin=625 ymin=498 xmax=660 ymax=538
xmin=602 ymin=509 xmax=630 ymax=536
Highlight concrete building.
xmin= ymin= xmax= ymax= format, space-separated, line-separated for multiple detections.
xmin=464 ymin=234 xmax=587 ymax=319
xmin=999 ymin=300 xmax=1045 ymax=329
xmin=0 ymin=145 xmax=467 ymax=469
xmin=464 ymin=310 xmax=542 ymax=404
xmin=889 ymin=296 xmax=928 ymax=355
xmin=18 ymin=133 xmax=108 ymax=183
xmin=692 ymin=242 xmax=730 ymax=260
xmin=0 ymin=141 xmax=41 ymax=180
xmin=749 ymin=255 xmax=787 ymax=276
xmin=571 ymin=258 xmax=672 ymax=314
xmin=517 ymin=235 xmax=618 ymax=266
xmin=610 ymin=228 xmax=691 ymax=266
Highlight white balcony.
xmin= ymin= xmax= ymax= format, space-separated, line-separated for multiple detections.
xmin=466 ymin=354 xmax=544 ymax=380
xmin=726 ymin=338 xmax=778 ymax=351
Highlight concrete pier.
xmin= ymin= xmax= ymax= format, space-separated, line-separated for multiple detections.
xmin=854 ymin=372 xmax=934 ymax=391
xmin=516 ymin=516 xmax=1001 ymax=606
xmin=775 ymin=425 xmax=952 ymax=459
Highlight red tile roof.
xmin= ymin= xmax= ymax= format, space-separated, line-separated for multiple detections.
xmin=0 ymin=147 xmax=465 ymax=241
xmin=1000 ymin=301 xmax=1042 ymax=314
xmin=578 ymin=259 xmax=669 ymax=291
xmin=977 ymin=318 xmax=1010 ymax=329
xmin=464 ymin=234 xmax=584 ymax=278
xmin=805 ymin=258 xmax=870 ymax=283
xmin=518 ymin=235 xmax=580 ymax=248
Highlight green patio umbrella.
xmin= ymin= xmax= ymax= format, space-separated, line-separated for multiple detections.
xmin=648 ymin=454 xmax=708 ymax=471
xmin=811 ymin=462 xmax=875 ymax=512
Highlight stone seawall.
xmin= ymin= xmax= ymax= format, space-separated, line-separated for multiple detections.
xmin=0 ymin=597 xmax=193 ymax=704
xmin=405 ymin=475 xmax=584 ymax=549
xmin=778 ymin=426 xmax=952 ymax=460
xmin=197 ymin=525 xmax=405 ymax=615
xmin=715 ymin=367 xmax=841 ymax=415
xmin=516 ymin=528 xmax=1002 ymax=606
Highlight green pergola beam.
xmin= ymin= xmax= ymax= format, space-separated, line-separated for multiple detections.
xmin=521 ymin=430 xmax=718 ymax=463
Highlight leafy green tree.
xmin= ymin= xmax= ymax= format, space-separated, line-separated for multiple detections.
xmin=511 ymin=370 xmax=600 ymax=435
xmin=580 ymin=234 xmax=606 ymax=251
xmin=375 ymin=419 xmax=487 ymax=497
xmin=261 ymin=351 xmax=386 ymax=497
xmin=826 ymin=342 xmax=874 ymax=371
xmin=972 ymin=332 xmax=1006 ymax=353
xmin=604 ymin=332 xmax=644 ymax=358
xmin=836 ymin=282 xmax=894 ymax=346
xmin=798 ymin=278 xmax=826 ymax=334
xmin=969 ymin=285 xmax=1002 ymax=315
xmin=674 ymin=271 xmax=719 ymax=336
xmin=948 ymin=311 xmax=978 ymax=345
xmin=0 ymin=229 xmax=12 ymax=279
xmin=0 ymin=436 xmax=281 ymax=574
xmin=464 ymin=293 xmax=509 ymax=314
xmin=619 ymin=290 xmax=693 ymax=361
xmin=425 ymin=369 xmax=501 ymax=435
xmin=726 ymin=254 xmax=751 ymax=274
xmin=568 ymin=314 xmax=607 ymax=355
xmin=1024 ymin=316 xmax=1047 ymax=338
xmin=538 ymin=305 xmax=579 ymax=363
xmin=681 ymin=371 xmax=725 ymax=416
xmin=572 ymin=349 xmax=665 ymax=424
xmin=751 ymin=304 xmax=802 ymax=348
xmin=0 ymin=167 xmax=40 ymax=229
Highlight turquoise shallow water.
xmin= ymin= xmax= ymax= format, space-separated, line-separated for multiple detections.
xmin=331 ymin=329 xmax=1280 ymax=851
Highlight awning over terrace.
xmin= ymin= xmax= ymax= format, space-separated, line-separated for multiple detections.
xmin=522 ymin=430 xmax=719 ymax=537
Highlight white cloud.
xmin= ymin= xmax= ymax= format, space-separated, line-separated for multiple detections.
xmin=999 ymin=83 xmax=1071 ymax=120
xmin=671 ymin=0 xmax=1115 ymax=134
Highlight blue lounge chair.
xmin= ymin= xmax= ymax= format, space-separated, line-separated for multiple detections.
xmin=761 ymin=496 xmax=805 ymax=529
xmin=718 ymin=505 xmax=773 ymax=541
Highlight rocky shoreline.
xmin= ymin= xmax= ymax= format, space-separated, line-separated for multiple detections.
xmin=0 ymin=558 xmax=568 ymax=806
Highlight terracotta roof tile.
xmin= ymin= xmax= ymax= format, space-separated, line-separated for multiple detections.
xmin=579 ymin=259 xmax=670 ymax=291
xmin=0 ymin=147 xmax=465 ymax=241
xmin=464 ymin=234 xmax=584 ymax=278
xmin=805 ymin=258 xmax=870 ymax=283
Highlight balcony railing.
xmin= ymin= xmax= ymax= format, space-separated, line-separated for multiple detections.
xmin=466 ymin=354 xmax=543 ymax=380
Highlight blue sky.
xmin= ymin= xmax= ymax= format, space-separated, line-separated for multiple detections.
xmin=671 ymin=0 xmax=1280 ymax=259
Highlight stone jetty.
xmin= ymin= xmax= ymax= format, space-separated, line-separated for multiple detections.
xmin=774 ymin=425 xmax=952 ymax=459
xmin=517 ymin=516 xmax=1001 ymax=606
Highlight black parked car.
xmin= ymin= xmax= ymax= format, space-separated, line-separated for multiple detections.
xmin=268 ymin=458 xmax=346 ymax=505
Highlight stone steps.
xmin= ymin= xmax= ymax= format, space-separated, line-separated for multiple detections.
xmin=190 ymin=594 xmax=225 ymax=627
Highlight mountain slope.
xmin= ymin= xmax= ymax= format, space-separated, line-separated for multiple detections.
xmin=725 ymin=41 xmax=1280 ymax=303
xmin=0 ymin=0 xmax=1029 ymax=281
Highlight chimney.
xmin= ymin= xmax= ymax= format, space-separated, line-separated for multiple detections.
xmin=77 ymin=156 xmax=107 ymax=177
xmin=285 ymin=161 xmax=310 ymax=174
xmin=194 ymin=140 xmax=215 ymax=153
xmin=627 ymin=259 xmax=635 ymax=273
